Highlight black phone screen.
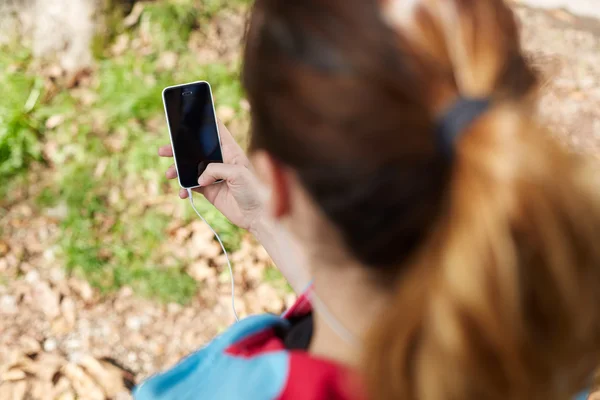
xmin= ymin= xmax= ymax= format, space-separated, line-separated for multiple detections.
xmin=163 ymin=82 xmax=223 ymax=189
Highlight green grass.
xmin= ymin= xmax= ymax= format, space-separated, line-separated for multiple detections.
xmin=0 ymin=47 xmax=43 ymax=180
xmin=2 ymin=0 xmax=251 ymax=304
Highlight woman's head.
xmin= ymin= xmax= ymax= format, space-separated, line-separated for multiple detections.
xmin=243 ymin=0 xmax=535 ymax=272
xmin=244 ymin=0 xmax=600 ymax=398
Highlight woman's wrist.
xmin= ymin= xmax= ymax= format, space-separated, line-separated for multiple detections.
xmin=248 ymin=212 xmax=274 ymax=243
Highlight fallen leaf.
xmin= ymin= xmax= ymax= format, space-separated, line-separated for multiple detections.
xmin=11 ymin=380 xmax=26 ymax=400
xmin=60 ymin=297 xmax=77 ymax=328
xmin=124 ymin=2 xmax=145 ymax=28
xmin=62 ymin=363 xmax=105 ymax=400
xmin=0 ymin=240 xmax=9 ymax=257
xmin=2 ymin=368 xmax=26 ymax=381
xmin=19 ymin=336 xmax=41 ymax=355
xmin=68 ymin=279 xmax=94 ymax=304
xmin=35 ymin=352 xmax=66 ymax=382
xmin=78 ymin=354 xmax=128 ymax=397
xmin=94 ymin=159 xmax=109 ymax=179
xmin=0 ymin=383 xmax=11 ymax=399
xmin=30 ymin=381 xmax=54 ymax=400
xmin=157 ymin=51 xmax=178 ymax=71
xmin=187 ymin=260 xmax=216 ymax=282
xmin=32 ymin=281 xmax=60 ymax=319
xmin=45 ymin=115 xmax=65 ymax=130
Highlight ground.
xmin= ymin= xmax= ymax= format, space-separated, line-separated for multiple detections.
xmin=0 ymin=2 xmax=599 ymax=399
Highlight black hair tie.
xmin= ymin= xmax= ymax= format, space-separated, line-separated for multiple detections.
xmin=436 ymin=97 xmax=492 ymax=157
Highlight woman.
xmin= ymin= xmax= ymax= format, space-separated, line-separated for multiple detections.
xmin=140 ymin=0 xmax=600 ymax=398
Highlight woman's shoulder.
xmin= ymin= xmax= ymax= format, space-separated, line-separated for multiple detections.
xmin=133 ymin=292 xmax=360 ymax=400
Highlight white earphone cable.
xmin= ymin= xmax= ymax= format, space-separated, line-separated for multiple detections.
xmin=309 ymin=290 xmax=360 ymax=347
xmin=187 ymin=190 xmax=358 ymax=344
xmin=187 ymin=188 xmax=239 ymax=322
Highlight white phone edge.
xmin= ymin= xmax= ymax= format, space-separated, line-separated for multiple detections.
xmin=161 ymin=80 xmax=223 ymax=191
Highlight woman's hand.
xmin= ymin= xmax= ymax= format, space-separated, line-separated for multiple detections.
xmin=159 ymin=121 xmax=312 ymax=293
xmin=158 ymin=121 xmax=265 ymax=231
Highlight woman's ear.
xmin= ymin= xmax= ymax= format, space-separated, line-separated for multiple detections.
xmin=251 ymin=151 xmax=291 ymax=219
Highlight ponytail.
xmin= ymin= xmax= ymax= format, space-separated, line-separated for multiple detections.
xmin=366 ymin=0 xmax=600 ymax=399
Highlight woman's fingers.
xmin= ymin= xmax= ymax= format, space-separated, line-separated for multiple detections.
xmin=198 ymin=163 xmax=247 ymax=187
xmin=217 ymin=120 xmax=237 ymax=148
xmin=217 ymin=120 xmax=251 ymax=167
xmin=158 ymin=145 xmax=174 ymax=157
xmin=166 ymin=164 xmax=178 ymax=179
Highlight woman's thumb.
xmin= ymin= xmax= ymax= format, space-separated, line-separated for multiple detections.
xmin=198 ymin=163 xmax=245 ymax=186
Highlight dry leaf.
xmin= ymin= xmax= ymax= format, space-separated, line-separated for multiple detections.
xmin=30 ymin=380 xmax=54 ymax=399
xmin=78 ymin=355 xmax=128 ymax=397
xmin=123 ymin=2 xmax=145 ymax=28
xmin=19 ymin=336 xmax=41 ymax=355
xmin=32 ymin=281 xmax=60 ymax=319
xmin=187 ymin=260 xmax=216 ymax=282
xmin=60 ymin=297 xmax=77 ymax=328
xmin=62 ymin=363 xmax=105 ymax=400
xmin=68 ymin=279 xmax=94 ymax=303
xmin=2 ymin=368 xmax=26 ymax=381
xmin=49 ymin=376 xmax=73 ymax=399
xmin=0 ymin=240 xmax=9 ymax=257
xmin=11 ymin=380 xmax=27 ymax=400
xmin=94 ymin=159 xmax=109 ymax=179
xmin=157 ymin=51 xmax=178 ymax=71
xmin=57 ymin=391 xmax=76 ymax=400
xmin=45 ymin=115 xmax=65 ymax=130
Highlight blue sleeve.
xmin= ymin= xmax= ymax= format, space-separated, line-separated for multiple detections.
xmin=133 ymin=314 xmax=291 ymax=400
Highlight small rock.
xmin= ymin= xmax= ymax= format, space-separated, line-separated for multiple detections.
xmin=46 ymin=202 xmax=68 ymax=220
xmin=43 ymin=338 xmax=58 ymax=352
xmin=63 ymin=338 xmax=82 ymax=353
xmin=127 ymin=352 xmax=137 ymax=364
xmin=0 ymin=295 xmax=18 ymax=315
xmin=25 ymin=270 xmax=40 ymax=283
xmin=126 ymin=316 xmax=143 ymax=332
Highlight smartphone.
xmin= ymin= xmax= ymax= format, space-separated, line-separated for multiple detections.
xmin=162 ymin=81 xmax=223 ymax=190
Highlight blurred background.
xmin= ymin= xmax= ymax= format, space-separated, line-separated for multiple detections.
xmin=0 ymin=0 xmax=598 ymax=398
